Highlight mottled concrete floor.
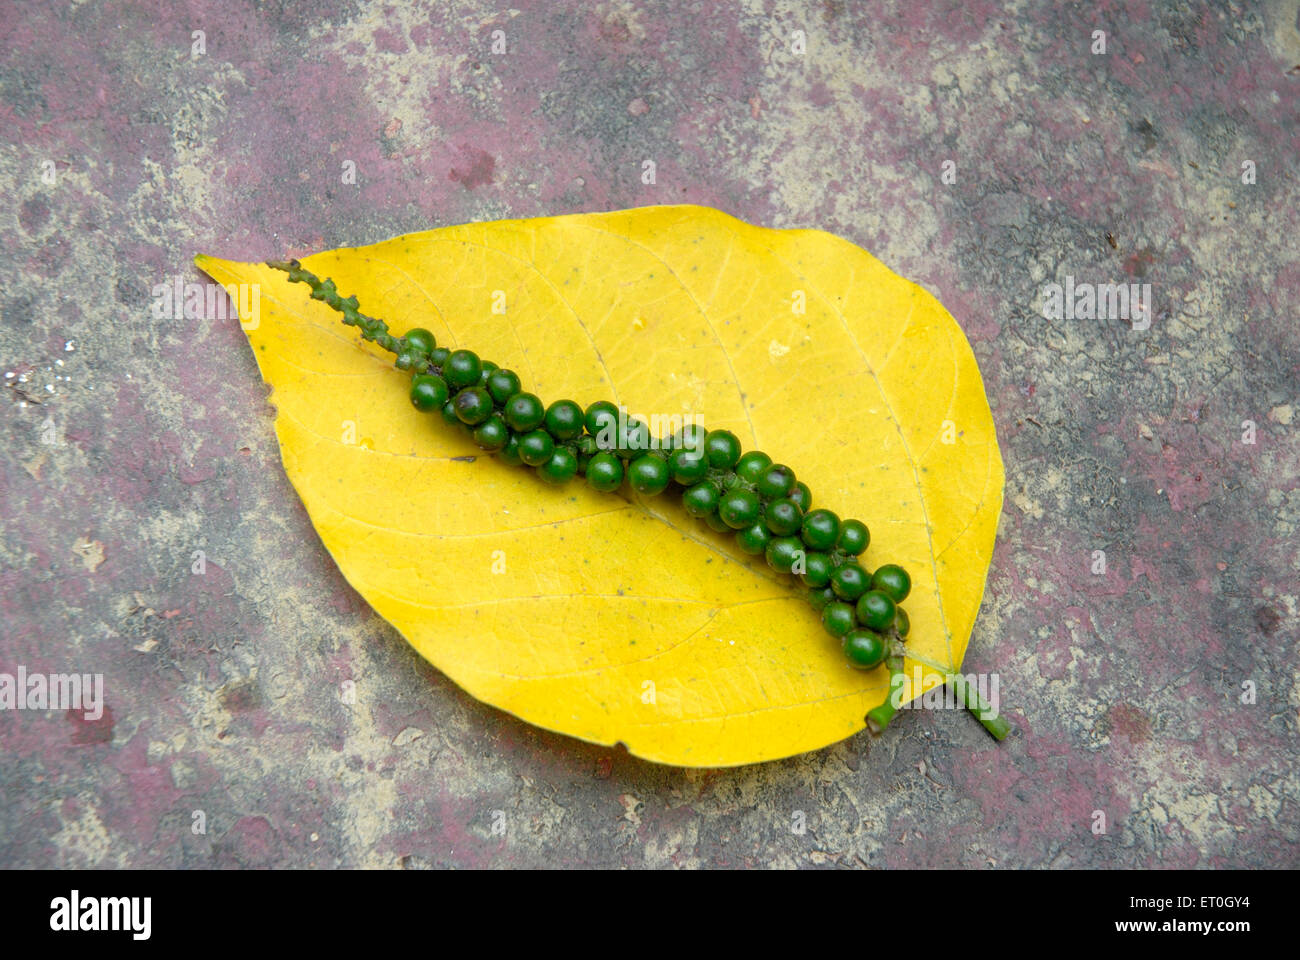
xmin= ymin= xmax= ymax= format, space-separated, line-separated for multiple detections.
xmin=2 ymin=1 xmax=1298 ymax=868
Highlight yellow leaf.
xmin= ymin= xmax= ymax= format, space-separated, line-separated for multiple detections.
xmin=196 ymin=205 xmax=1004 ymax=767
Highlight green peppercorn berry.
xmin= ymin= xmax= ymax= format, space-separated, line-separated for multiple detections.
xmin=765 ymin=536 xmax=803 ymax=574
xmin=798 ymin=509 xmax=839 ymax=551
xmin=871 ymin=564 xmax=912 ymax=603
xmin=409 ymin=373 xmax=449 ymax=412
xmin=453 ymin=387 xmax=494 ymax=425
xmin=789 ymin=482 xmax=812 ymax=512
xmin=681 ymin=481 xmax=720 ymax=518
xmin=856 ymin=590 xmax=897 ymax=631
xmin=504 ymin=392 xmax=546 ymax=433
xmin=894 ymin=607 xmax=910 ymax=637
xmin=439 ymin=400 xmax=460 ymax=427
xmin=842 ymin=629 xmax=887 ymax=669
xmin=618 ymin=418 xmax=651 ymax=458
xmin=704 ymin=512 xmax=731 ymax=532
xmin=807 ymin=586 xmax=837 ymax=612
xmin=677 ymin=423 xmax=709 ymax=456
xmin=585 ymin=452 xmax=624 ymax=492
xmin=717 ymin=489 xmax=761 ymax=529
xmin=821 ymin=602 xmax=856 ymax=638
xmin=538 ymin=447 xmax=579 ymax=485
xmin=830 ymin=562 xmax=870 ymax=601
xmin=584 ymin=400 xmax=620 ymax=444
xmin=735 ymin=522 xmax=771 ymax=555
xmin=403 ymin=328 xmax=436 ymax=356
xmin=669 ymin=448 xmax=709 ymax=485
xmin=627 ymin=455 xmax=670 ymax=495
xmin=734 ymin=450 xmax=772 ymax=485
xmin=518 ymin=430 xmax=555 ymax=466
xmin=837 ymin=519 xmax=870 ymax=555
xmin=428 ymin=346 xmax=450 ymax=368
xmin=444 ymin=349 xmax=482 ymax=389
xmin=485 ymin=368 xmax=522 ymax=405
xmin=702 ymin=429 xmax=741 ymax=469
xmin=544 ymin=399 xmax=585 ymax=441
xmin=764 ymin=498 xmax=803 ymax=536
xmin=477 ymin=359 xmax=498 ymax=385
xmin=573 ymin=433 xmax=598 ymax=470
xmin=756 ymin=463 xmax=797 ymax=500
xmin=800 ymin=551 xmax=833 ymax=588
xmin=496 ymin=432 xmax=523 ymax=467
xmin=472 ymin=414 xmax=510 ymax=451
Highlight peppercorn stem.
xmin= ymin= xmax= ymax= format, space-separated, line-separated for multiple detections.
xmin=866 ymin=648 xmax=1010 ymax=740
xmin=949 ymin=672 xmax=1010 ymax=740
xmin=267 ymin=259 xmax=406 ymax=356
xmin=865 ymin=650 xmax=905 ymax=734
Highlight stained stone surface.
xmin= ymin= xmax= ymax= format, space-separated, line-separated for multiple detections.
xmin=1 ymin=1 xmax=1297 ymax=868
